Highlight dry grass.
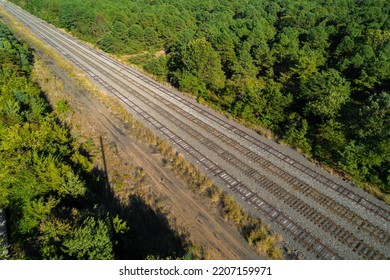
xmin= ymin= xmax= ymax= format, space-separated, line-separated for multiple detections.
xmin=360 ymin=181 xmax=390 ymax=204
xmin=255 ymin=126 xmax=276 ymax=139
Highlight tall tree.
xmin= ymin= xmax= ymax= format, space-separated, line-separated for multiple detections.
xmin=177 ymin=38 xmax=225 ymax=94
xmin=300 ymin=69 xmax=351 ymax=120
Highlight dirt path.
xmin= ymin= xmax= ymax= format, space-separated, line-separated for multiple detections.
xmin=37 ymin=51 xmax=261 ymax=260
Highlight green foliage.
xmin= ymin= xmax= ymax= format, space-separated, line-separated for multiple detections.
xmin=171 ymin=38 xmax=225 ymax=94
xmin=0 ymin=240 xmax=9 ymax=260
xmin=300 ymin=69 xmax=351 ymax=120
xmin=55 ymin=99 xmax=70 ymax=114
xmin=10 ymin=0 xmax=390 ymax=191
xmin=284 ymin=118 xmax=311 ymax=154
xmin=314 ymin=120 xmax=346 ymax=162
xmin=112 ymin=215 xmax=128 ymax=235
xmin=63 ymin=217 xmax=114 ymax=260
xmin=143 ymin=55 xmax=168 ymax=80
xmin=0 ymin=22 xmax=115 ymax=259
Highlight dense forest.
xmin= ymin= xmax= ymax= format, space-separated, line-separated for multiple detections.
xmin=0 ymin=22 xmax=191 ymax=259
xmin=10 ymin=0 xmax=390 ymax=194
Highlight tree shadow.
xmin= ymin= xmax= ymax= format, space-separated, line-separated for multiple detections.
xmin=85 ymin=139 xmax=189 ymax=260
xmin=116 ymin=194 xmax=188 ymax=259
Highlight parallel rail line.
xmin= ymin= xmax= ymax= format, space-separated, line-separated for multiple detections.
xmin=26 ymin=6 xmax=390 ymax=223
xmin=35 ymin=22 xmax=390 ymax=252
xmin=35 ymin=17 xmax=390 ymax=249
xmin=5 ymin=1 xmax=389 ymax=259
xmin=53 ymin=36 xmax=340 ymax=260
xmin=27 ymin=7 xmax=390 ymax=223
xmin=96 ymin=46 xmax=389 ymax=222
xmin=83 ymin=44 xmax=390 ymax=223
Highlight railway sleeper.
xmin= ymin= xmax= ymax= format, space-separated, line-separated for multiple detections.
xmin=298 ymin=204 xmax=308 ymax=213
xmin=331 ymin=227 xmax=343 ymax=237
xmin=321 ymin=249 xmax=336 ymax=260
xmin=324 ymin=199 xmax=335 ymax=208
xmin=284 ymin=157 xmax=296 ymax=165
xmin=358 ymin=244 xmax=370 ymax=256
xmin=244 ymin=169 xmax=256 ymax=177
xmin=275 ymin=189 xmax=286 ymax=198
xmin=336 ymin=232 xmax=350 ymax=243
xmin=289 ymin=200 xmax=301 ymax=209
xmin=245 ymin=193 xmax=256 ymax=201
xmin=313 ymin=243 xmax=324 ymax=254
xmin=258 ymin=204 xmax=269 ymax=214
xmin=341 ymin=188 xmax=350 ymax=196
xmin=301 ymin=206 xmax=313 ymax=216
xmin=350 ymin=216 xmax=365 ymax=227
xmin=319 ymin=218 xmax=328 ymax=227
xmin=275 ymin=214 xmax=285 ymax=224
xmin=307 ymin=211 xmax=319 ymax=221
xmin=344 ymin=236 xmax=358 ymax=248
xmin=287 ymin=177 xmax=296 ymax=183
xmin=290 ymin=226 xmax=301 ymax=236
xmin=303 ymin=235 xmax=314 ymax=246
xmin=297 ymin=231 xmax=308 ymax=241
xmin=377 ymin=209 xmax=389 ymax=219
xmin=316 ymin=195 xmax=329 ymax=204
xmin=272 ymin=168 xmax=284 ymax=176
xmin=253 ymin=174 xmax=265 ymax=183
xmin=342 ymin=211 xmax=355 ymax=221
xmin=330 ymin=204 xmax=343 ymax=215
xmin=290 ymin=181 xmax=303 ymax=190
xmin=322 ymin=221 xmax=334 ymax=232
xmin=313 ymin=215 xmax=326 ymax=226
xmin=270 ymin=211 xmax=279 ymax=220
xmin=260 ymin=181 xmax=274 ymax=190
xmin=368 ymin=250 xmax=385 ymax=260
xmin=256 ymin=201 xmax=265 ymax=209
xmin=264 ymin=206 xmax=274 ymax=215
xmin=250 ymin=196 xmax=260 ymax=204
xmin=281 ymin=221 xmax=292 ymax=231
xmin=284 ymin=195 xmax=296 ymax=205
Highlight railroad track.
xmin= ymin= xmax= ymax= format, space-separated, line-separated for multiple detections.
xmin=49 ymin=41 xmax=341 ymax=260
xmin=50 ymin=22 xmax=390 ymax=224
xmin=3 ymin=1 xmax=389 ymax=259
